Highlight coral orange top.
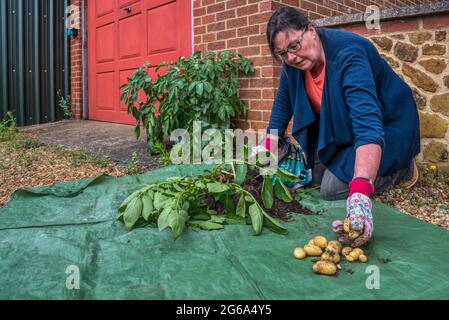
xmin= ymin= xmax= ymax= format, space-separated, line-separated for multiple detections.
xmin=304 ymin=59 xmax=326 ymax=114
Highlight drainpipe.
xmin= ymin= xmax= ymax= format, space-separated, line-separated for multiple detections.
xmin=81 ymin=0 xmax=88 ymax=119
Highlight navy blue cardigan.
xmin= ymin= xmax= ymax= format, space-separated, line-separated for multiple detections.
xmin=268 ymin=28 xmax=420 ymax=183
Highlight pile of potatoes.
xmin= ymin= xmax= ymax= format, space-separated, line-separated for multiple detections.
xmin=293 ymin=236 xmax=368 ymax=276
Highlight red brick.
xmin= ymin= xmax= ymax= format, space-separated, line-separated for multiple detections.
xmin=302 ymin=0 xmax=317 ymax=12
xmin=248 ymin=110 xmax=262 ymax=121
xmin=253 ymin=56 xmax=274 ymax=66
xmin=260 ymin=46 xmax=271 ymax=56
xmin=249 ymin=34 xmax=266 ymax=45
xmin=240 ymin=79 xmax=250 ymax=88
xmin=194 ymin=17 xmax=201 ymax=26
xmin=202 ymin=0 xmax=215 ymax=6
xmin=202 ymin=13 xmax=216 ymax=24
xmin=195 ymin=44 xmax=207 ymax=52
xmin=203 ymin=33 xmax=216 ymax=42
xmin=207 ymin=40 xmax=226 ymax=51
xmin=261 ymin=66 xmax=274 ymax=77
xmin=262 ymin=111 xmax=272 ymax=121
xmin=259 ymin=1 xmax=272 ymax=12
xmin=217 ymin=29 xmax=236 ymax=40
xmin=228 ymin=37 xmax=248 ymax=48
xmin=237 ymin=25 xmax=259 ymax=37
xmin=194 ymin=0 xmax=201 ymax=9
xmin=380 ymin=18 xmax=419 ymax=34
xmin=251 ymin=100 xmax=273 ymax=110
xmin=194 ymin=7 xmax=206 ymax=17
xmin=207 ymin=22 xmax=225 ymax=32
xmin=250 ymin=121 xmax=268 ymax=131
xmin=195 ymin=26 xmax=207 ymax=35
xmin=227 ymin=16 xmax=248 ymax=28
xmin=207 ymin=2 xmax=225 ymax=14
xmin=237 ymin=4 xmax=259 ymax=17
xmin=262 ymin=89 xmax=275 ymax=99
xmin=248 ymin=12 xmax=272 ymax=25
xmin=250 ymin=78 xmax=274 ymax=88
xmin=227 ymin=0 xmax=247 ymax=10
xmin=238 ymin=46 xmax=260 ymax=57
xmin=216 ymin=9 xmax=236 ymax=21
xmin=281 ymin=0 xmax=300 ymax=6
xmin=317 ymin=4 xmax=332 ymax=17
xmin=239 ymin=89 xmax=261 ymax=99
xmin=422 ymin=13 xmax=449 ymax=29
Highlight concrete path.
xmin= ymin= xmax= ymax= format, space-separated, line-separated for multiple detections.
xmin=21 ymin=120 xmax=159 ymax=171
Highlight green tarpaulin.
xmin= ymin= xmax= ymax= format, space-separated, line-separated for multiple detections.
xmin=1 ymin=164 xmax=448 ymax=299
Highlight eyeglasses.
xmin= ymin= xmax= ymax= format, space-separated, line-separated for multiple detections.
xmin=275 ymin=27 xmax=308 ymax=60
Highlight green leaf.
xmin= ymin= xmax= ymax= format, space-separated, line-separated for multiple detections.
xmin=276 ymin=168 xmax=300 ymax=182
xmin=207 ymin=182 xmax=229 ymax=193
xmin=196 ymin=82 xmax=204 ymax=96
xmin=261 ymin=176 xmax=274 ymax=209
xmin=235 ymin=163 xmax=247 ymax=185
xmin=224 ymin=214 xmax=246 ymax=225
xmin=153 ymin=192 xmax=172 ymax=210
xmin=189 ymin=220 xmax=224 ymax=231
xmin=141 ymin=191 xmax=154 ymax=221
xmin=274 ymin=178 xmax=293 ymax=203
xmin=123 ymin=197 xmax=143 ymax=230
xmin=210 ymin=215 xmax=226 ymax=224
xmin=236 ymin=193 xmax=246 ymax=218
xmin=118 ymin=189 xmax=141 ymax=213
xmin=168 ymin=209 xmax=189 ymax=240
xmin=248 ymin=204 xmax=263 ymax=235
xmin=262 ymin=210 xmax=288 ymax=235
xmin=245 ymin=195 xmax=255 ymax=203
xmin=157 ymin=206 xmax=172 ymax=231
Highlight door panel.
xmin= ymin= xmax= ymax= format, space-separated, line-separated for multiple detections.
xmin=88 ymin=0 xmax=192 ymax=124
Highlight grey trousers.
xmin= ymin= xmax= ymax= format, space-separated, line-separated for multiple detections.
xmin=312 ymin=157 xmax=412 ymax=201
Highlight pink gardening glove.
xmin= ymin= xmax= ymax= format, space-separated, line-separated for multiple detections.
xmin=332 ymin=178 xmax=374 ymax=247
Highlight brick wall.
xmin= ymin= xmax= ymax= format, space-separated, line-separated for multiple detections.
xmin=70 ymin=0 xmax=82 ymax=119
xmin=193 ymin=0 xmax=443 ymax=133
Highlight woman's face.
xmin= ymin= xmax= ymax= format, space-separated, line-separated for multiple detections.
xmin=273 ymin=26 xmax=322 ymax=71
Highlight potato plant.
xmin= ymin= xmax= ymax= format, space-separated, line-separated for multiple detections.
xmin=118 ymin=161 xmax=300 ymax=240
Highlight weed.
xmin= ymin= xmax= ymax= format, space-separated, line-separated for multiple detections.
xmin=125 ymin=151 xmax=142 ymax=175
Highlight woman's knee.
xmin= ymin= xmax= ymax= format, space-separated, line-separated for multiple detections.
xmin=319 ymin=170 xmax=349 ymax=201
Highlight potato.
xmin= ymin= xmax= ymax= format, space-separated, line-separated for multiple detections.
xmin=313 ymin=261 xmax=337 ymax=275
xmin=349 ymin=248 xmax=364 ymax=260
xmin=349 ymin=230 xmax=361 ymax=239
xmin=326 ymin=240 xmax=342 ymax=254
xmin=345 ymin=255 xmax=355 ymax=262
xmin=321 ymin=252 xmax=330 ymax=261
xmin=308 ymin=239 xmax=315 ymax=246
xmin=332 ymin=253 xmax=341 ymax=264
xmin=342 ymin=247 xmax=352 ymax=256
xmin=313 ymin=236 xmax=328 ymax=250
xmin=359 ymin=254 xmax=368 ymax=263
xmin=343 ymin=218 xmax=351 ymax=233
xmin=336 ymin=263 xmax=342 ymax=270
xmin=293 ymin=247 xmax=306 ymax=259
xmin=303 ymin=244 xmax=322 ymax=256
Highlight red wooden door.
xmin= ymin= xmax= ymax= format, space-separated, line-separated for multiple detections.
xmin=88 ymin=0 xmax=192 ymax=124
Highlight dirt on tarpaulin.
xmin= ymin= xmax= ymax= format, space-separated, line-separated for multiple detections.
xmin=204 ymin=169 xmax=313 ymax=221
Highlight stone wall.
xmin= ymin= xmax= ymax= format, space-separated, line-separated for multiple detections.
xmin=337 ymin=12 xmax=449 ymax=170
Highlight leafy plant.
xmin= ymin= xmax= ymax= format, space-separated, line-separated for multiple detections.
xmin=118 ymin=161 xmax=300 ymax=240
xmin=120 ymin=50 xmax=255 ymax=154
xmin=126 ymin=151 xmax=142 ymax=175
xmin=154 ymin=141 xmax=172 ymax=167
xmin=0 ymin=111 xmax=17 ymax=132
xmin=57 ymin=91 xmax=73 ymax=119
